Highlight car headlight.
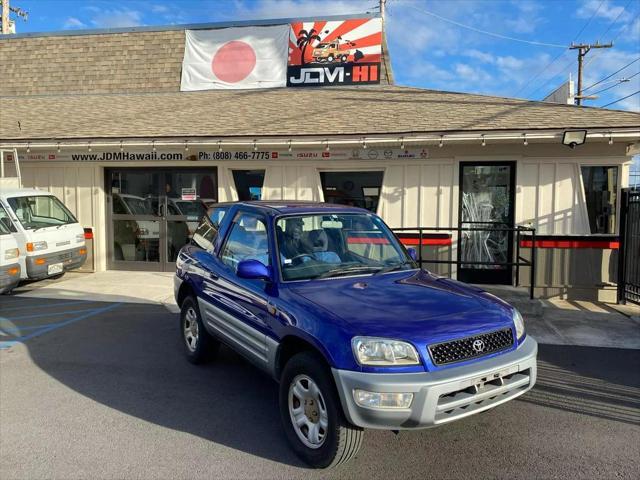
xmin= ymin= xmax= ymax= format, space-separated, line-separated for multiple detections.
xmin=352 ymin=337 xmax=420 ymax=366
xmin=76 ymin=233 xmax=85 ymax=243
xmin=513 ymin=309 xmax=525 ymax=340
xmin=4 ymin=248 xmax=19 ymax=260
xmin=26 ymin=241 xmax=47 ymax=252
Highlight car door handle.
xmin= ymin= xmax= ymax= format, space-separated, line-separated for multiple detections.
xmin=206 ymin=271 xmax=219 ymax=281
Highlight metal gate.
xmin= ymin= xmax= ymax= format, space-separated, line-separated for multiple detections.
xmin=617 ymin=188 xmax=640 ymax=305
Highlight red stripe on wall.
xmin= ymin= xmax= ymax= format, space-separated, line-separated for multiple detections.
xmin=520 ymin=239 xmax=619 ymax=249
xmin=399 ymin=237 xmax=453 ymax=246
xmin=347 ymin=236 xmax=453 ymax=246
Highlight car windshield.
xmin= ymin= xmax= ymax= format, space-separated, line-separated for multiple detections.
xmin=122 ymin=196 xmax=154 ymax=215
xmin=174 ymin=200 xmax=207 ymax=218
xmin=7 ymin=195 xmax=77 ymax=230
xmin=276 ymin=213 xmax=414 ymax=281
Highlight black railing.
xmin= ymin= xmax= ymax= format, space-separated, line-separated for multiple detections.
xmin=393 ymin=225 xmax=537 ymax=299
xmin=617 ymin=188 xmax=640 ymax=305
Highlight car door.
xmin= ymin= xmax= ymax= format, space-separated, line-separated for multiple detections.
xmin=198 ymin=209 xmax=278 ymax=371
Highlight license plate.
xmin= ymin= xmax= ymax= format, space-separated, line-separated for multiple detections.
xmin=48 ymin=263 xmax=64 ymax=275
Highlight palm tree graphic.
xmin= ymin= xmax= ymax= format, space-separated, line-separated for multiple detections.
xmin=296 ymin=28 xmax=321 ymax=65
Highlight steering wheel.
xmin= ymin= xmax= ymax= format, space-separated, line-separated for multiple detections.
xmin=290 ymin=253 xmax=316 ymax=265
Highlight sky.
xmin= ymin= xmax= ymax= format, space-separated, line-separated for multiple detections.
xmin=8 ymin=0 xmax=640 ymax=111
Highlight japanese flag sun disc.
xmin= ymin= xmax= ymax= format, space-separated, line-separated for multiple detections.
xmin=181 ymin=25 xmax=289 ymax=91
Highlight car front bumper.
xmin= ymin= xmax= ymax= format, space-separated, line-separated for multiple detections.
xmin=332 ymin=335 xmax=537 ymax=430
xmin=26 ymin=246 xmax=87 ymax=279
xmin=0 ymin=263 xmax=21 ymax=293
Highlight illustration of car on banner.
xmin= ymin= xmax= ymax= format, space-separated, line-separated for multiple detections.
xmin=287 ymin=17 xmax=382 ymax=87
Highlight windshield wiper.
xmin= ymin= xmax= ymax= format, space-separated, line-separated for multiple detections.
xmin=316 ymin=266 xmax=381 ymax=279
xmin=373 ymin=260 xmax=415 ymax=275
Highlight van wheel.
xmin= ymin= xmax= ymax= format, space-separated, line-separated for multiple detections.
xmin=327 ymin=55 xmax=334 ymax=62
xmin=340 ymin=54 xmax=348 ymax=62
xmin=180 ymin=296 xmax=219 ymax=364
xmin=279 ymin=352 xmax=363 ymax=468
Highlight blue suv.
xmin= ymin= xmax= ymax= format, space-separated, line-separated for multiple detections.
xmin=175 ymin=201 xmax=537 ymax=468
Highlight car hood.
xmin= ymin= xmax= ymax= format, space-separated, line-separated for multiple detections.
xmin=288 ymin=270 xmax=514 ymax=344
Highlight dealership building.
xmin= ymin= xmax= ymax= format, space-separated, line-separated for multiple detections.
xmin=1 ymin=13 xmax=639 ymax=300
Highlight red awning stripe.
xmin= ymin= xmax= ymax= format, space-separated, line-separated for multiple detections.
xmin=520 ymin=239 xmax=619 ymax=249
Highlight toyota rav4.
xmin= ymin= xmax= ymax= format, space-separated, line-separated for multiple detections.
xmin=175 ymin=201 xmax=537 ymax=468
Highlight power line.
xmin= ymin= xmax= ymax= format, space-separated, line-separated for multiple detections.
xmin=583 ymin=57 xmax=640 ymax=91
xmin=601 ymin=89 xmax=640 ymax=108
xmin=589 ymin=71 xmax=639 ymax=96
xmin=403 ymin=3 xmax=567 ymax=48
xmin=513 ymin=0 xmax=605 ymax=98
xmin=585 ymin=7 xmax=639 ymax=68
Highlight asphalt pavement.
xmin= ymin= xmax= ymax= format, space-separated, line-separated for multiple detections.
xmin=1 ymin=291 xmax=639 ymax=479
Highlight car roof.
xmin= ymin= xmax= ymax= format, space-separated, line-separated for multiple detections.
xmin=207 ymin=200 xmax=369 ymax=216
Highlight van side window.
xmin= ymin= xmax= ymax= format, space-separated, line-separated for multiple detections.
xmin=0 ymin=205 xmax=16 ymax=233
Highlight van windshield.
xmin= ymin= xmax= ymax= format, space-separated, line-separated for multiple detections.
xmin=7 ymin=195 xmax=78 ymax=230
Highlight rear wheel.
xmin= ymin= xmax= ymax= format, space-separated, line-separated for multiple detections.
xmin=180 ymin=296 xmax=219 ymax=364
xmin=279 ymin=351 xmax=363 ymax=468
xmin=327 ymin=54 xmax=334 ymax=62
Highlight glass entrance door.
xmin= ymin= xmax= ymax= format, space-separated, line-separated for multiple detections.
xmin=107 ymin=168 xmax=217 ymax=271
xmin=458 ymin=162 xmax=515 ymax=285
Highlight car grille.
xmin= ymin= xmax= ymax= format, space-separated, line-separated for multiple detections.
xmin=428 ymin=328 xmax=514 ymax=366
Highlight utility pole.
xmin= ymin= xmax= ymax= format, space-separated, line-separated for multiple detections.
xmin=570 ymin=42 xmax=613 ymax=105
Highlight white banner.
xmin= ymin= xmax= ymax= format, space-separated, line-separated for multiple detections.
xmin=181 ymin=25 xmax=289 ymax=91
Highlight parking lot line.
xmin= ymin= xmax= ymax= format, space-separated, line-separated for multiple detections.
xmin=0 ymin=300 xmax=91 ymax=313
xmin=0 ymin=302 xmax=122 ymax=350
xmin=1 ymin=307 xmax=109 ymax=322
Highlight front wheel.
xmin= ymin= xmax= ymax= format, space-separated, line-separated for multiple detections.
xmin=279 ymin=352 xmax=363 ymax=468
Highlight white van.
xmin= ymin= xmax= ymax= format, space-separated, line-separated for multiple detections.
xmin=0 ymin=189 xmax=86 ymax=280
xmin=0 ymin=203 xmax=21 ymax=293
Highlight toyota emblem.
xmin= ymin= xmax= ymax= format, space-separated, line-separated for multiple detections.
xmin=472 ymin=339 xmax=485 ymax=353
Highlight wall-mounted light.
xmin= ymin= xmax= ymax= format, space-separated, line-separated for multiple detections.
xmin=362 ymin=138 xmax=367 ymax=149
xmin=218 ymin=140 xmax=222 ymax=152
xmin=88 ymin=141 xmax=92 ymax=152
xmin=325 ymin=140 xmax=330 ymax=152
xmin=288 ymin=140 xmax=292 ymax=152
xmin=400 ymin=137 xmax=405 ymax=149
xmin=438 ymin=136 xmax=444 ymax=148
xmin=184 ymin=140 xmax=189 ymax=151
xmin=608 ymin=132 xmax=613 ymax=145
xmin=120 ymin=140 xmax=124 ymax=152
xmin=152 ymin=140 xmax=156 ymax=152
xmin=562 ymin=130 xmax=587 ymax=149
xmin=57 ymin=142 xmax=61 ymax=153
xmin=26 ymin=142 xmax=30 ymax=153
xmin=481 ymin=134 xmax=486 ymax=147
xmin=253 ymin=140 xmax=257 ymax=152
xmin=523 ymin=134 xmax=528 ymax=146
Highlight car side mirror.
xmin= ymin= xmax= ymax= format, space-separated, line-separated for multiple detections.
xmin=407 ymin=247 xmax=418 ymax=261
xmin=237 ymin=259 xmax=273 ymax=282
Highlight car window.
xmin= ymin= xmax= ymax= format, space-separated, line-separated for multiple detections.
xmin=220 ymin=212 xmax=269 ymax=272
xmin=191 ymin=206 xmax=228 ymax=251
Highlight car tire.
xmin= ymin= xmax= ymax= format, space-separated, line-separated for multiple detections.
xmin=180 ymin=295 xmax=219 ymax=364
xmin=340 ymin=54 xmax=348 ymax=62
xmin=279 ymin=351 xmax=363 ymax=468
xmin=327 ymin=55 xmax=334 ymax=62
